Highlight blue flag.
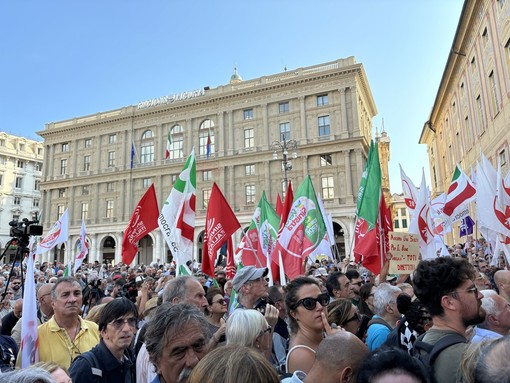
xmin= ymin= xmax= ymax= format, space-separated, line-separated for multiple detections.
xmin=459 ymin=215 xmax=475 ymax=237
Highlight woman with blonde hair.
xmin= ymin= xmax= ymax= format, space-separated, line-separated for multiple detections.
xmin=33 ymin=361 xmax=72 ymax=383
xmin=188 ymin=345 xmax=279 ymax=383
xmin=327 ymin=298 xmax=362 ymax=336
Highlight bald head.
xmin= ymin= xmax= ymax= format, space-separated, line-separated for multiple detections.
xmin=37 ymin=283 xmax=55 ymax=316
xmin=305 ymin=331 xmax=368 ymax=383
xmin=494 ymin=270 xmax=510 ymax=301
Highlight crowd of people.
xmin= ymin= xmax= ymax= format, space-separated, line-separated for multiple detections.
xmin=0 ymin=235 xmax=509 ymax=383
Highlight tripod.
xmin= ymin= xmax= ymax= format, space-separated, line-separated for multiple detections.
xmin=0 ymin=236 xmax=30 ymax=305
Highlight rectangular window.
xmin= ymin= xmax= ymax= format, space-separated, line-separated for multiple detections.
xmin=243 ymin=109 xmax=253 ymax=120
xmin=106 ymin=182 xmax=114 ymax=192
xmin=84 ymin=138 xmax=92 ymax=148
xmin=0 ymin=156 xmax=5 ymax=165
xmin=0 ymin=139 xmax=5 ymax=147
xmin=35 ymin=162 xmax=42 ymax=172
xmin=108 ymin=151 xmax=116 ymax=167
xmin=402 ymin=219 xmax=408 ymax=229
xmin=62 ymin=143 xmax=69 ymax=152
xmin=245 ymin=164 xmax=255 ymax=176
xmin=245 ymin=185 xmax=256 ymax=204
xmin=321 ymin=176 xmax=334 ymax=199
xmin=19 ymin=143 xmax=25 ymax=151
xmin=476 ymin=95 xmax=485 ymax=135
xmin=318 ymin=115 xmax=330 ymax=137
xmin=394 ymin=220 xmax=400 ymax=229
xmin=203 ymin=189 xmax=211 ymax=209
xmin=320 ymin=154 xmax=332 ymax=166
xmin=60 ymin=159 xmax=67 ymax=175
xmin=57 ymin=205 xmax=65 ymax=219
xmin=169 ymin=137 xmax=184 ymax=160
xmin=143 ymin=178 xmax=152 ymax=188
xmin=500 ymin=149 xmax=508 ymax=165
xmin=279 ymin=122 xmax=290 ymax=141
xmin=106 ymin=200 xmax=114 ymax=218
xmin=108 ymin=134 xmax=117 ymax=144
xmin=81 ymin=203 xmax=89 ymax=220
xmin=14 ymin=196 xmax=21 ymax=205
xmin=82 ymin=185 xmax=89 ymax=195
xmin=34 ymin=179 xmax=40 ymax=191
xmin=279 ymin=102 xmax=289 ymax=113
xmin=37 ymin=148 xmax=43 ymax=155
xmin=400 ymin=208 xmax=406 ymax=217
xmin=83 ymin=155 xmax=90 ymax=171
xmin=489 ymin=71 xmax=500 ymax=115
xmin=17 ymin=160 xmax=24 ymax=169
xmin=58 ymin=188 xmax=66 ymax=198
xmin=203 ymin=171 xmax=212 ymax=181
xmin=33 ymin=199 xmax=39 ymax=208
xmin=15 ymin=177 xmax=23 ymax=188
xmin=244 ymin=128 xmax=254 ymax=148
xmin=0 ymin=174 xmax=2 ymax=186
xmin=317 ymin=94 xmax=328 ymax=106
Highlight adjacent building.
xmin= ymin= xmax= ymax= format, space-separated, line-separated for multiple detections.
xmin=38 ymin=57 xmax=381 ymax=265
xmin=419 ymin=0 xmax=510 ymax=243
xmin=0 ymin=132 xmax=43 ymax=260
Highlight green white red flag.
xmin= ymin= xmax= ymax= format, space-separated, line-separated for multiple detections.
xmin=73 ymin=219 xmax=88 ymax=273
xmin=354 ymin=141 xmax=382 ymax=274
xmin=122 ymin=184 xmax=159 ymax=265
xmin=241 ymin=196 xmax=264 ymax=267
xmin=202 ymin=183 xmax=240 ymax=277
xmin=272 ymin=176 xmax=326 ymax=280
xmin=442 ymin=164 xmax=476 ymax=223
xmin=257 ymin=194 xmax=281 ymax=284
xmin=158 ymin=150 xmax=196 ymax=272
xmin=165 ymin=129 xmax=172 ymax=160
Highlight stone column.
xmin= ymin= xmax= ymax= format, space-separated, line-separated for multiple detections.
xmin=350 ymin=87 xmax=359 ymax=137
xmin=344 ymin=150 xmax=353 ymax=203
xmin=299 ymin=96 xmax=307 ymax=141
xmin=340 ymin=88 xmax=349 ymax=139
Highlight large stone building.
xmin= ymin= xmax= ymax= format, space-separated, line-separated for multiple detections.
xmin=0 ymin=132 xmax=44 ymax=260
xmin=420 ymin=0 xmax=510 ymax=243
xmin=38 ymin=57 xmax=381 ymax=265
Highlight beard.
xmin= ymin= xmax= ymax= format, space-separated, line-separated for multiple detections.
xmin=463 ymin=306 xmax=486 ymax=327
xmin=177 ymin=368 xmax=193 ymax=383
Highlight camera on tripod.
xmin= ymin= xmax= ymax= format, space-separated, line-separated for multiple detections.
xmin=9 ymin=218 xmax=43 ymax=239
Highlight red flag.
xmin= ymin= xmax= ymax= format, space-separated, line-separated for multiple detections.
xmin=364 ymin=194 xmax=393 ymax=275
xmin=225 ymin=238 xmax=236 ymax=279
xmin=276 ymin=194 xmax=283 ymax=217
xmin=122 ymin=184 xmax=159 ymax=265
xmin=202 ymin=183 xmax=241 ymax=277
xmin=278 ymin=181 xmax=294 ymax=236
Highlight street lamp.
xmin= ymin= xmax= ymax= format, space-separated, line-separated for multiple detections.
xmin=271 ymin=138 xmax=298 ymax=191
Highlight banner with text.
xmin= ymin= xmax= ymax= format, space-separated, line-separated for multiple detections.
xmin=388 ymin=232 xmax=420 ymax=274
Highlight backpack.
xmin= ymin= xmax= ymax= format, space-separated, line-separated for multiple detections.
xmin=367 ymin=317 xmax=393 ymax=331
xmin=411 ymin=332 xmax=467 ymax=370
xmin=76 ymin=351 xmax=103 ymax=383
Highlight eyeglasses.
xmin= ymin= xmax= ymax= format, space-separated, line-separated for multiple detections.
xmin=213 ymin=299 xmax=226 ymax=306
xmin=343 ymin=312 xmax=361 ymax=325
xmin=109 ymin=317 xmax=137 ymax=329
xmin=295 ymin=293 xmax=329 ymax=310
xmin=449 ymin=286 xmax=478 ymax=297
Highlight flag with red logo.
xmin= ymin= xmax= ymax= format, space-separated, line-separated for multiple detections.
xmin=158 ymin=150 xmax=196 ymax=272
xmin=241 ymin=196 xmax=264 ymax=267
xmin=35 ymin=209 xmax=69 ymax=255
xmin=400 ymin=164 xmax=419 ymax=212
xmin=409 ymin=171 xmax=436 ymax=259
xmin=257 ymin=194 xmax=280 ymax=285
xmin=272 ymin=176 xmax=326 ymax=280
xmin=202 ymin=183 xmax=241 ymax=277
xmin=122 ymin=184 xmax=159 ymax=265
xmin=73 ymin=219 xmax=88 ymax=273
xmin=442 ymin=164 xmax=476 ymax=224
xmin=354 ymin=141 xmax=382 ymax=273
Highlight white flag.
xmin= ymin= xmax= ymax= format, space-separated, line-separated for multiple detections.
xmin=73 ymin=219 xmax=88 ymax=273
xmin=158 ymin=150 xmax=196 ymax=268
xmin=35 ymin=209 xmax=69 ymax=255
xmin=20 ymin=238 xmax=39 ymax=367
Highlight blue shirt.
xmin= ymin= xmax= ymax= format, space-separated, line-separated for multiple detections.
xmin=366 ymin=315 xmax=392 ymax=351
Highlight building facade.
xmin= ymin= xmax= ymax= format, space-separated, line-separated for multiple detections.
xmin=38 ymin=57 xmax=380 ymax=265
xmin=391 ymin=193 xmax=410 ymax=233
xmin=0 ymin=132 xmax=44 ymax=260
xmin=420 ymin=0 xmax=510 ymax=243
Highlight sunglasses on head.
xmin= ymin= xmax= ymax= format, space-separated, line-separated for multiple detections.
xmin=296 ymin=292 xmax=329 ymax=310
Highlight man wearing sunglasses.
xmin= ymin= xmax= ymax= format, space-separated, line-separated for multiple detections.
xmin=413 ymin=257 xmax=485 ymax=383
xmin=69 ymin=298 xmax=138 ymax=383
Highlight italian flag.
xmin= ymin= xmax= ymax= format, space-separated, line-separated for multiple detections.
xmin=443 ymin=164 xmax=476 ymax=219
xmin=165 ymin=129 xmax=172 ymax=160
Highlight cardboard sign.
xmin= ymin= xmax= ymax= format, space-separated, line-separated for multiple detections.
xmin=388 ymin=232 xmax=420 ymax=274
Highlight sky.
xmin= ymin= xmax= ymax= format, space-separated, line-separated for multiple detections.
xmin=0 ymin=0 xmax=464 ymax=194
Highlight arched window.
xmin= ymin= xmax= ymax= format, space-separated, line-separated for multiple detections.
xmin=140 ymin=130 xmax=155 ymax=164
xmin=199 ymin=119 xmax=215 ymax=157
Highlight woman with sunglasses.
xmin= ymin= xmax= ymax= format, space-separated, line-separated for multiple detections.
xmin=327 ymin=298 xmax=362 ymax=336
xmin=205 ymin=287 xmax=227 ymax=346
xmin=284 ymin=276 xmax=334 ymax=375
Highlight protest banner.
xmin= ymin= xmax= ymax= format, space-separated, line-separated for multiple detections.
xmin=388 ymin=232 xmax=420 ymax=274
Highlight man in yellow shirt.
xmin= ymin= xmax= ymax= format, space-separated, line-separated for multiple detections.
xmin=18 ymin=277 xmax=100 ymax=369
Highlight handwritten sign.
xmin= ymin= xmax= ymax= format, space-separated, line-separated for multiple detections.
xmin=388 ymin=232 xmax=420 ymax=274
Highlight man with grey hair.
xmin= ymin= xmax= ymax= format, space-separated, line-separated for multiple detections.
xmin=162 ymin=275 xmax=208 ymax=311
xmin=472 ymin=289 xmax=510 ymax=342
xmin=474 ymin=336 xmax=510 ymax=383
xmin=365 ymin=283 xmax=402 ymax=351
xmin=145 ymin=303 xmax=210 ymax=383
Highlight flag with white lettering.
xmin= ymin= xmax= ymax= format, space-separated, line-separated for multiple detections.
xmin=35 ymin=209 xmax=69 ymax=255
xmin=202 ymin=183 xmax=240 ymax=277
xmin=20 ymin=239 xmax=38 ymax=367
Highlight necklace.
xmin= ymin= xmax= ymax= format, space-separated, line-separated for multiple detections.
xmin=55 ymin=318 xmax=82 ymax=364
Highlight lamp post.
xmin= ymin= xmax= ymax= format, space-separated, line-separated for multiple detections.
xmin=271 ymin=138 xmax=298 ymax=192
